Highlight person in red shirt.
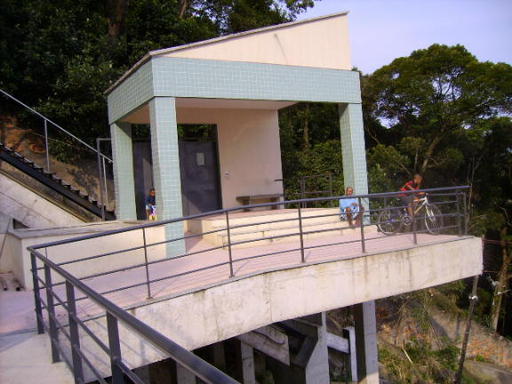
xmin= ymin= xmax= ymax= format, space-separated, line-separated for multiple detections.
xmin=400 ymin=174 xmax=423 ymax=217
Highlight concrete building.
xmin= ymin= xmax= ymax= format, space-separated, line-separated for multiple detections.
xmin=105 ymin=12 xmax=367 ymax=255
xmin=0 ymin=11 xmax=483 ymax=384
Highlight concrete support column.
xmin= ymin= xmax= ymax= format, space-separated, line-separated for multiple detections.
xmin=353 ymin=301 xmax=379 ymax=384
xmin=149 ymin=97 xmax=185 ymax=256
xmin=110 ymin=122 xmax=136 ymax=219
xmin=305 ymin=312 xmax=330 ymax=384
xmin=176 ymin=364 xmax=196 ymax=384
xmin=241 ymin=342 xmax=256 ymax=384
xmin=338 ymin=103 xmax=369 ymax=195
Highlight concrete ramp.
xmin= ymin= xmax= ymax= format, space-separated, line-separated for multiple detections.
xmin=71 ymin=236 xmax=481 ymax=380
xmin=0 ymin=332 xmax=74 ymax=384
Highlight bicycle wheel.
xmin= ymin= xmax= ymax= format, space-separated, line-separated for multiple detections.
xmin=377 ymin=207 xmax=401 ymax=235
xmin=424 ymin=204 xmax=443 ymax=234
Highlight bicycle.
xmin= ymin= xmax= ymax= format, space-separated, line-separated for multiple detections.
xmin=376 ymin=194 xmax=443 ymax=235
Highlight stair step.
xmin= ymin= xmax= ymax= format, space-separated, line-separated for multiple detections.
xmin=220 ymin=222 xmax=351 ymax=248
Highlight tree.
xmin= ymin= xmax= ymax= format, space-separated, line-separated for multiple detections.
xmin=362 ymin=44 xmax=511 ymax=183
xmin=362 ymin=45 xmax=512 ymax=334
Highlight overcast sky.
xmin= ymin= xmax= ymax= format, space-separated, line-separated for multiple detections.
xmin=297 ymin=0 xmax=512 ymax=74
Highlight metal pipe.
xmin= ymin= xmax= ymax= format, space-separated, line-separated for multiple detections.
xmin=225 ymin=211 xmax=234 ymax=278
xmin=31 ymin=252 xmax=44 ymax=334
xmin=455 ymin=275 xmax=479 ymax=384
xmin=0 ymin=89 xmax=111 ymax=159
xmin=463 ymin=191 xmax=469 ymax=235
xmin=102 ymin=156 xmax=109 ymax=209
xmin=358 ymin=197 xmax=366 ymax=253
xmin=142 ymin=228 xmax=152 ymax=299
xmin=106 ymin=313 xmax=124 ymax=384
xmin=44 ymin=264 xmax=61 ymax=363
xmin=96 ymin=138 xmax=105 ymax=221
xmin=44 ymin=119 xmax=50 ymax=172
xmin=66 ymin=281 xmax=84 ymax=384
xmin=298 ymin=206 xmax=305 ymax=263
xmin=412 ymin=203 xmax=418 ymax=245
xmin=30 ymin=186 xmax=471 ymax=251
xmin=31 ymin=251 xmax=239 ymax=384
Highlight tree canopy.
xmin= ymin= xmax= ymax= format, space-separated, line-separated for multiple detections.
xmin=0 ymin=0 xmax=315 ymax=142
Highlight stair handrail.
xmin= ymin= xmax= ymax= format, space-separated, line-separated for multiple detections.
xmin=0 ymin=88 xmax=112 ymax=162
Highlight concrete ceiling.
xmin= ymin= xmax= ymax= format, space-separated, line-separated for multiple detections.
xmin=122 ymin=98 xmax=296 ymax=124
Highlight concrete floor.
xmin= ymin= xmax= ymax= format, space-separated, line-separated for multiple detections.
xmin=1 ymin=229 xmax=459 ymax=335
xmin=0 ymin=226 xmax=461 ymax=384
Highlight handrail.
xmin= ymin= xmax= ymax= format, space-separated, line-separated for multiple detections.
xmin=31 ymin=185 xmax=470 ymax=250
xmin=0 ymin=88 xmax=111 ymax=161
xmin=29 ymin=186 xmax=470 ymax=382
xmin=30 ymin=247 xmax=240 ymax=384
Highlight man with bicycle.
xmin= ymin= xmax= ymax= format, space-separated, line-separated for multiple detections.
xmin=400 ymin=174 xmax=424 ymax=221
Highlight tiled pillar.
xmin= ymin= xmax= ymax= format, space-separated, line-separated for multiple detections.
xmin=110 ymin=122 xmax=136 ymax=220
xmin=353 ymin=301 xmax=379 ymax=384
xmin=149 ymin=97 xmax=185 ymax=256
xmin=339 ymin=103 xmax=369 ymax=195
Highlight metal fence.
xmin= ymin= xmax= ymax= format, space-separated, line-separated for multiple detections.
xmin=0 ymin=89 xmax=114 ymax=215
xmin=28 ymin=186 xmax=470 ymax=383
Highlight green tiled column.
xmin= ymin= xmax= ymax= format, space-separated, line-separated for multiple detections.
xmin=149 ymin=97 xmax=185 ymax=256
xmin=339 ymin=103 xmax=369 ymax=195
xmin=110 ymin=122 xmax=136 ymax=220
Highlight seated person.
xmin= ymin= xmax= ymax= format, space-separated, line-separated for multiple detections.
xmin=146 ymin=188 xmax=157 ymax=221
xmin=339 ymin=186 xmax=363 ymax=226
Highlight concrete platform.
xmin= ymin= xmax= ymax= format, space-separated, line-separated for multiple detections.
xmin=0 ymin=332 xmax=73 ymax=384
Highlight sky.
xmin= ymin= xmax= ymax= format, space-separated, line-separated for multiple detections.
xmin=297 ymin=0 xmax=512 ymax=74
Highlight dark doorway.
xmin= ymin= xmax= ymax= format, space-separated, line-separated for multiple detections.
xmin=179 ymin=124 xmax=222 ymax=216
xmin=132 ymin=125 xmax=221 ymax=219
xmin=133 ymin=139 xmax=154 ymax=220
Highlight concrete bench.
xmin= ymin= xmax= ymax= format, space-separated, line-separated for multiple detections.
xmin=236 ymin=194 xmax=283 ymax=211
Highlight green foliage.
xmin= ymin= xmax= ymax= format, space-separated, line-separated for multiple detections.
xmin=380 ymin=339 xmax=460 ymax=384
xmin=0 ymin=0 xmax=317 ymax=145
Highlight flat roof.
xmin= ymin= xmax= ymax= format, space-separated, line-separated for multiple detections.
xmin=105 ymin=11 xmax=349 ymax=95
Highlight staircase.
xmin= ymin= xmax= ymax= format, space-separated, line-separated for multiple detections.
xmin=188 ymin=209 xmax=376 ymax=248
xmin=0 ymin=143 xmax=115 ymax=220
xmin=0 ymin=89 xmax=115 ymax=222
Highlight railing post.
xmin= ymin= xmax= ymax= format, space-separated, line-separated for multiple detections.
xmin=66 ymin=281 xmax=84 ymax=384
xmin=298 ymin=206 xmax=305 ymax=263
xmin=412 ymin=200 xmax=418 ymax=245
xmin=225 ymin=211 xmax=234 ymax=277
xmin=142 ymin=228 xmax=152 ymax=299
xmin=44 ymin=264 xmax=61 ymax=363
xmin=102 ymin=156 xmax=109 ymax=209
xmin=463 ymin=191 xmax=469 ymax=235
xmin=96 ymin=139 xmax=106 ymax=221
xmin=358 ymin=197 xmax=366 ymax=253
xmin=106 ymin=313 xmax=124 ymax=384
xmin=456 ymin=192 xmax=463 ymax=236
xmin=30 ymin=251 xmax=44 ymax=334
xmin=44 ymin=119 xmax=50 ymax=172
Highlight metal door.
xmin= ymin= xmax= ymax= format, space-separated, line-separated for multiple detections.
xmin=179 ymin=141 xmax=221 ymax=216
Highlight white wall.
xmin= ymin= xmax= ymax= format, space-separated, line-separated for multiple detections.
xmin=0 ymin=173 xmax=84 ymax=228
xmin=162 ymin=14 xmax=351 ymax=70
xmin=4 ymin=223 xmax=167 ymax=289
xmin=177 ymin=108 xmax=284 ymax=209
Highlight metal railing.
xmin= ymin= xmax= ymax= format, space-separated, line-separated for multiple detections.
xmin=28 ymin=186 xmax=470 ymax=383
xmin=0 ymin=89 xmax=114 ymax=215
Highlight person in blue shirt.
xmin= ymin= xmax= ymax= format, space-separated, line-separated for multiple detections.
xmin=145 ymin=188 xmax=157 ymax=220
xmin=339 ymin=186 xmax=361 ymax=227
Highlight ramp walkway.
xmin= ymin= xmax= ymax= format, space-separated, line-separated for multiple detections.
xmin=2 ymin=186 xmax=482 ymax=383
